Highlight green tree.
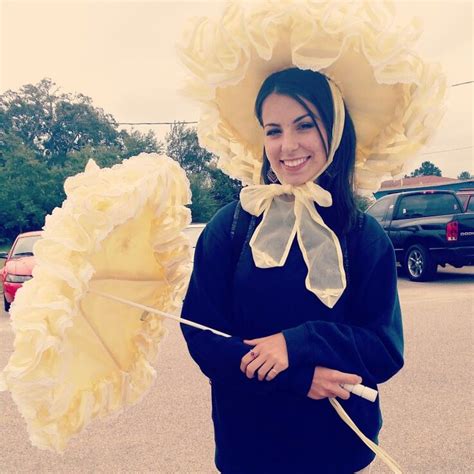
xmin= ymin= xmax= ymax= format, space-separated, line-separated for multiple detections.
xmin=0 ymin=78 xmax=162 ymax=166
xmin=354 ymin=194 xmax=374 ymax=212
xmin=410 ymin=161 xmax=442 ymax=177
xmin=165 ymin=122 xmax=241 ymax=222
xmin=208 ymin=166 xmax=242 ymax=204
xmin=0 ymin=79 xmax=163 ymax=240
xmin=189 ymin=174 xmax=219 ymax=222
xmin=0 ymin=134 xmax=61 ymax=240
xmin=165 ymin=122 xmax=213 ymax=174
xmin=457 ymin=171 xmax=472 ymax=180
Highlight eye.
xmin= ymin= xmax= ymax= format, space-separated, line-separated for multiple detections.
xmin=298 ymin=121 xmax=315 ymax=130
xmin=265 ymin=128 xmax=281 ymax=137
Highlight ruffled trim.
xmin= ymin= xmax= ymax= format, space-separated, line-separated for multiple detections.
xmin=178 ymin=0 xmax=446 ymax=192
xmin=0 ymin=153 xmax=192 ymax=452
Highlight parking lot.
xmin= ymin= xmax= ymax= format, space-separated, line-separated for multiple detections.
xmin=1 ymin=266 xmax=473 ymax=473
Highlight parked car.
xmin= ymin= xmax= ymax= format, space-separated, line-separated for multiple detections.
xmin=456 ymin=189 xmax=474 ymax=212
xmin=366 ymin=190 xmax=474 ymax=281
xmin=0 ymin=231 xmax=42 ymax=311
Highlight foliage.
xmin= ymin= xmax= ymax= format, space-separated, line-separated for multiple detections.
xmin=165 ymin=122 xmax=213 ymax=174
xmin=410 ymin=161 xmax=442 ymax=177
xmin=354 ymin=194 xmax=374 ymax=212
xmin=457 ymin=171 xmax=472 ymax=180
xmin=0 ymin=79 xmax=163 ymax=240
xmin=165 ymin=123 xmax=241 ymax=222
xmin=0 ymin=133 xmax=63 ymax=238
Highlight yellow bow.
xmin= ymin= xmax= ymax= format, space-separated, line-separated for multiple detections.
xmin=240 ymin=181 xmax=346 ymax=308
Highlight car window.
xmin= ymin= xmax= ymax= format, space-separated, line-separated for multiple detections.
xmin=457 ymin=194 xmax=469 ymax=208
xmin=11 ymin=235 xmax=42 ymax=258
xmin=467 ymin=197 xmax=474 ymax=213
xmin=366 ymin=198 xmax=391 ymax=222
xmin=395 ymin=194 xmax=460 ymax=219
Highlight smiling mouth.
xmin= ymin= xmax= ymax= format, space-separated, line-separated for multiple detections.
xmin=281 ymin=156 xmax=310 ymax=169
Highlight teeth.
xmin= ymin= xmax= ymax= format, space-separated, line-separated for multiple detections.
xmin=283 ymin=157 xmax=308 ymax=168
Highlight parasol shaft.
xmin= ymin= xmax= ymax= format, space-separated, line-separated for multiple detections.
xmin=88 ymin=289 xmax=231 ymax=337
xmin=88 ymin=289 xmax=377 ymax=401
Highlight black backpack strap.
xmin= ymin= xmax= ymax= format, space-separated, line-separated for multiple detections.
xmin=341 ymin=211 xmax=366 ymax=289
xmin=230 ymin=201 xmax=256 ymax=271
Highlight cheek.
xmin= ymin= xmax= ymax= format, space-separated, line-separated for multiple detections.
xmin=264 ymin=141 xmax=280 ymax=163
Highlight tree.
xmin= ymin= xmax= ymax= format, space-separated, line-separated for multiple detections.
xmin=0 ymin=133 xmax=62 ymax=240
xmin=457 ymin=171 xmax=472 ymax=180
xmin=410 ymin=161 xmax=442 ymax=177
xmin=354 ymin=194 xmax=374 ymax=212
xmin=208 ymin=166 xmax=242 ymax=204
xmin=165 ymin=122 xmax=213 ymax=174
xmin=0 ymin=79 xmax=163 ymax=241
xmin=0 ymin=78 xmax=162 ymax=166
xmin=165 ymin=123 xmax=241 ymax=221
xmin=188 ymin=174 xmax=219 ymax=222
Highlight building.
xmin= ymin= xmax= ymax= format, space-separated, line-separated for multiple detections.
xmin=374 ymin=176 xmax=474 ymax=199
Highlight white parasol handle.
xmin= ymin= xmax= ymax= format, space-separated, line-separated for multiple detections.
xmin=89 ymin=289 xmax=377 ymax=402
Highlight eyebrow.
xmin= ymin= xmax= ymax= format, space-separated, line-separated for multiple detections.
xmin=263 ymin=113 xmax=311 ymax=128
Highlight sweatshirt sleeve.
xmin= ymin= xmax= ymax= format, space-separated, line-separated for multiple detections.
xmin=181 ymin=203 xmax=314 ymax=396
xmin=282 ymin=220 xmax=404 ymax=387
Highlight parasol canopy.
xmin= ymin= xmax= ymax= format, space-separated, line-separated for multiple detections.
xmin=0 ymin=153 xmax=192 ymax=452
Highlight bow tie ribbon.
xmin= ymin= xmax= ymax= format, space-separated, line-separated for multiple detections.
xmin=240 ymin=181 xmax=346 ymax=308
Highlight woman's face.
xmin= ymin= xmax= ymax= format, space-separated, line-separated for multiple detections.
xmin=261 ymin=93 xmax=329 ymax=186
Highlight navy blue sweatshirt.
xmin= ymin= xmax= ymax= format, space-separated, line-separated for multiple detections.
xmin=181 ymin=201 xmax=404 ymax=474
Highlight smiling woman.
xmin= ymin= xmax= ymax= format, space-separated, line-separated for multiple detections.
xmin=177 ymin=0 xmax=448 ymax=472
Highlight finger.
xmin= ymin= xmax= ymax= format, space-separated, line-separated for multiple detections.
xmin=240 ymin=349 xmax=258 ymax=373
xmin=330 ymin=370 xmax=362 ymax=386
xmin=265 ymin=367 xmax=279 ymax=382
xmin=243 ymin=338 xmax=263 ymax=345
xmin=245 ymin=357 xmax=265 ymax=379
xmin=340 ymin=373 xmax=363 ymax=386
xmin=256 ymin=360 xmax=274 ymax=381
xmin=331 ymin=384 xmax=351 ymax=400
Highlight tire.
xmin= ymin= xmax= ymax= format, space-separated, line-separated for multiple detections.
xmin=4 ymin=295 xmax=10 ymax=312
xmin=404 ymin=244 xmax=437 ymax=282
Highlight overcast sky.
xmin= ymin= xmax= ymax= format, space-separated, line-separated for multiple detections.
xmin=1 ymin=0 xmax=472 ymax=179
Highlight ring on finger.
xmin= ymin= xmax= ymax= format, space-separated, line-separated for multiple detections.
xmin=267 ymin=368 xmax=278 ymax=378
xmin=250 ymin=350 xmax=257 ymax=359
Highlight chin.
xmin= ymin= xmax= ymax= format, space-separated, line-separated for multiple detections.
xmin=282 ymin=176 xmax=308 ymax=186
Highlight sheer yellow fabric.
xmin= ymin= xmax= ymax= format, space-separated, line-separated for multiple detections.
xmin=240 ymin=183 xmax=346 ymax=308
xmin=240 ymin=80 xmax=347 ymax=308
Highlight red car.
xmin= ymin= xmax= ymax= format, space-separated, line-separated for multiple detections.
xmin=0 ymin=231 xmax=42 ymax=312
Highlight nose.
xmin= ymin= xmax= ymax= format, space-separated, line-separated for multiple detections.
xmin=281 ymin=130 xmax=299 ymax=153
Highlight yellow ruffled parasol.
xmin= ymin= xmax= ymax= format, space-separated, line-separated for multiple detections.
xmin=0 ymin=153 xmax=192 ymax=452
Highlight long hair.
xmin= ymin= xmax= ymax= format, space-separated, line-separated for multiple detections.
xmin=254 ymin=68 xmax=358 ymax=234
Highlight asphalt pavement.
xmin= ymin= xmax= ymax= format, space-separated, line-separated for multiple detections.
xmin=0 ymin=266 xmax=473 ymax=473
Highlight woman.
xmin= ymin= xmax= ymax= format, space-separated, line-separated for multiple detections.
xmin=178 ymin=1 xmax=445 ymax=472
xmin=181 ymin=68 xmax=403 ymax=473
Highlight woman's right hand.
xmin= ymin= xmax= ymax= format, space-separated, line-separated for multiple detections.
xmin=307 ymin=366 xmax=362 ymax=400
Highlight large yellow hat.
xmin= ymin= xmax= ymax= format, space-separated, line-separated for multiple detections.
xmin=178 ymin=0 xmax=446 ymax=192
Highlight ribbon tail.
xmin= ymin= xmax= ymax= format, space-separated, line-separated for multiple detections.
xmin=295 ymin=200 xmax=347 ymax=308
xmin=250 ymin=196 xmax=297 ymax=268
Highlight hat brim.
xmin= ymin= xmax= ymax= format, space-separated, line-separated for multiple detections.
xmin=179 ymin=1 xmax=446 ymax=192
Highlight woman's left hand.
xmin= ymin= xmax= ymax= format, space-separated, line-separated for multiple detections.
xmin=240 ymin=333 xmax=289 ymax=381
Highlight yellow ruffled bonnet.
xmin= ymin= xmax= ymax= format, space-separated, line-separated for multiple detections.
xmin=178 ymin=0 xmax=447 ymax=192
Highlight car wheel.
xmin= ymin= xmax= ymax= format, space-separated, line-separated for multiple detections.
xmin=3 ymin=295 xmax=10 ymax=312
xmin=404 ymin=244 xmax=437 ymax=282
